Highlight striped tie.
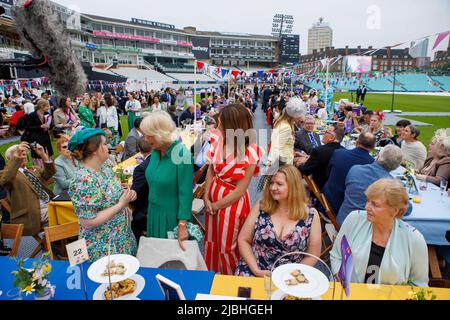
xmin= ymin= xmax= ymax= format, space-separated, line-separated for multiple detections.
xmin=22 ymin=169 xmax=50 ymax=202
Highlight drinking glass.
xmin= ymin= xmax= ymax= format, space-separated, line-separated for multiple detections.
xmin=440 ymin=179 xmax=448 ymax=202
xmin=7 ymin=288 xmax=23 ymax=300
xmin=264 ymin=272 xmax=272 ymax=300
xmin=412 ymin=191 xmax=422 ymax=204
xmin=419 ymin=180 xmax=428 ymax=191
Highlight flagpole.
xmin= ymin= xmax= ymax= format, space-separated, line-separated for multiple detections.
xmin=325 ymin=57 xmax=330 ymax=114
xmin=228 ymin=71 xmax=231 ymax=100
xmin=291 ymin=72 xmax=294 ymax=93
xmin=194 ymin=59 xmax=197 ymax=125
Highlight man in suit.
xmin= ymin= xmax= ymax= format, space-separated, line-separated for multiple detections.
xmin=294 ymin=126 xmax=345 ymax=191
xmin=322 ymin=132 xmax=376 ymax=215
xmin=178 ymin=104 xmax=196 ymax=125
xmin=337 ymin=145 xmax=403 ymax=225
xmin=169 ymin=89 xmax=177 ymax=107
xmin=356 ymin=85 xmax=362 ymax=103
xmin=361 ymin=85 xmax=368 ymax=103
xmin=262 ymin=85 xmax=272 ymax=112
xmin=160 ymin=88 xmax=172 ymax=107
xmin=0 ymin=142 xmax=55 ymax=236
xmin=130 ymin=138 xmax=152 ymax=243
xmin=294 ymin=115 xmax=322 ymax=155
xmin=122 ymin=117 xmax=143 ymax=161
xmin=253 ymin=84 xmax=259 ymax=102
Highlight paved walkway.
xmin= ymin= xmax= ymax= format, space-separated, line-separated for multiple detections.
xmin=399 ymin=112 xmax=450 ymax=116
xmin=248 ymin=103 xmax=270 ymax=206
xmin=0 ymin=135 xmax=20 ymax=146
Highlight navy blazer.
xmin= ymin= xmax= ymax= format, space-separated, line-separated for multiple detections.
xmin=299 ymin=142 xmax=343 ymax=191
xmin=178 ymin=109 xmax=195 ymax=124
xmin=294 ymin=129 xmax=322 ymax=155
xmin=131 ymin=156 xmax=151 ymax=224
xmin=322 ymin=147 xmax=374 ymax=214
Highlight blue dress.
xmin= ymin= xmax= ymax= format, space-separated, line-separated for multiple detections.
xmin=235 ymin=208 xmax=314 ymax=276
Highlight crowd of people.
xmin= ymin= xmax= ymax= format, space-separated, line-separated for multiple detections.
xmin=0 ymin=81 xmax=449 ymax=290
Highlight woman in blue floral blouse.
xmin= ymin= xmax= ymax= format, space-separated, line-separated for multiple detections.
xmin=68 ymin=129 xmax=137 ymax=262
xmin=236 ymin=165 xmax=322 ymax=277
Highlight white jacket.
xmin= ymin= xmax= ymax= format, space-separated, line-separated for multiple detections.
xmin=97 ymin=106 xmax=118 ymax=131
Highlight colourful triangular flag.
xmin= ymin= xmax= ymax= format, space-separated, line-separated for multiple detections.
xmin=432 ymin=30 xmax=450 ymax=50
xmin=196 ymin=61 xmax=205 ymax=70
xmin=221 ymin=68 xmax=229 ymax=78
xmin=231 ymin=70 xmax=240 ymax=78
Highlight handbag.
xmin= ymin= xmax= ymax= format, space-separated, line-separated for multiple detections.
xmin=0 ymin=212 xmax=11 ymax=256
xmin=0 ymin=238 xmax=11 ymax=256
xmin=257 ymin=159 xmax=286 ymax=192
xmin=171 ymin=222 xmax=204 ymax=243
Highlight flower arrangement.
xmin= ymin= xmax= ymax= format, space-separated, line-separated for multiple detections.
xmin=115 ymin=168 xmax=129 ymax=184
xmin=11 ymin=253 xmax=55 ymax=298
xmin=407 ymin=287 xmax=437 ymax=300
xmin=398 ymin=161 xmax=417 ymax=191
xmin=402 ymin=279 xmax=437 ymax=300
xmin=403 ymin=161 xmax=415 ymax=178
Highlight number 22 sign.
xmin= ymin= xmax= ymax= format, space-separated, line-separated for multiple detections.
xmin=66 ymin=238 xmax=89 ymax=267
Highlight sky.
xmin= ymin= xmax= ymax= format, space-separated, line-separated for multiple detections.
xmin=53 ymin=0 xmax=450 ymax=55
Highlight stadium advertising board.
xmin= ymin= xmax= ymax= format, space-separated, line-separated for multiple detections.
xmin=345 ymin=56 xmax=372 ymax=73
xmin=191 ymin=37 xmax=210 ymax=59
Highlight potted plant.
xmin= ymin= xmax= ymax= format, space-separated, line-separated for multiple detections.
xmin=11 ymin=253 xmax=55 ymax=300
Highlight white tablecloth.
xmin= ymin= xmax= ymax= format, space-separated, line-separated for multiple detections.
xmin=391 ymin=166 xmax=450 ymax=246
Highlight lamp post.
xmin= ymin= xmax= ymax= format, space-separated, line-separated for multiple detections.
xmin=391 ymin=65 xmax=396 ymax=113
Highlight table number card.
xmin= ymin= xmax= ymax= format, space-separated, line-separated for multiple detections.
xmin=338 ymin=235 xmax=354 ymax=298
xmin=66 ymin=238 xmax=89 ymax=267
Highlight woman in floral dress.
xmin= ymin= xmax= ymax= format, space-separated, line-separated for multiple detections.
xmin=236 ymin=165 xmax=322 ymax=277
xmin=68 ymin=129 xmax=137 ymax=262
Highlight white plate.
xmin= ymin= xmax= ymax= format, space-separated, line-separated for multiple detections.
xmin=87 ymin=254 xmax=140 ymax=284
xmin=93 ymin=274 xmax=145 ymax=300
xmin=272 ymin=263 xmax=329 ymax=299
xmin=271 ymin=290 xmax=321 ymax=300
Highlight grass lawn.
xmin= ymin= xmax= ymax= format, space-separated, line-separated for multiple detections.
xmin=398 ymin=116 xmax=450 ymax=147
xmin=332 ymin=92 xmax=450 ymax=113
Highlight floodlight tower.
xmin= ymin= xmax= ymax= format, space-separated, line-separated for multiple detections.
xmin=271 ymin=14 xmax=294 ymax=38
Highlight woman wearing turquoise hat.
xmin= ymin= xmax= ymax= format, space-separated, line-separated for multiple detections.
xmin=68 ymin=128 xmax=137 ymax=261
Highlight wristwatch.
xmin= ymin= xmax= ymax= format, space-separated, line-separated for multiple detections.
xmin=178 ymin=221 xmax=187 ymax=227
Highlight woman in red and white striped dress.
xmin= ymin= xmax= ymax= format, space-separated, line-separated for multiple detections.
xmin=204 ymin=104 xmax=265 ymax=275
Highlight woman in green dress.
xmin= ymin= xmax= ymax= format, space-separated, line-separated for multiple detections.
xmin=78 ymin=95 xmax=96 ymax=128
xmin=68 ymin=128 xmax=137 ymax=261
xmin=140 ymin=111 xmax=193 ymax=250
xmin=125 ymin=92 xmax=142 ymax=133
